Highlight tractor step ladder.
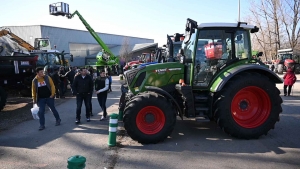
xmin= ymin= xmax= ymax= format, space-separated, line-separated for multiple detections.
xmin=194 ymin=93 xmax=210 ymax=119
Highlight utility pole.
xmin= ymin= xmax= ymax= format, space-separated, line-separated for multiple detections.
xmin=238 ymin=0 xmax=240 ymax=22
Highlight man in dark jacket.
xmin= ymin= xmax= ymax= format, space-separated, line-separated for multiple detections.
xmin=73 ymin=68 xmax=94 ymax=124
xmin=58 ymin=66 xmax=66 ymax=98
xmin=65 ymin=67 xmax=76 ymax=94
xmin=50 ymin=67 xmax=61 ymax=98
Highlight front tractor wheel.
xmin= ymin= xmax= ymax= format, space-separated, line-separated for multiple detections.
xmin=123 ymin=92 xmax=176 ymax=144
xmin=0 ymin=86 xmax=7 ymax=111
xmin=214 ymin=72 xmax=282 ymax=139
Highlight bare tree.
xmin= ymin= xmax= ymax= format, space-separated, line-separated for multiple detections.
xmin=119 ymin=37 xmax=132 ymax=64
xmin=247 ymin=0 xmax=300 ymax=60
xmin=248 ymin=0 xmax=282 ymax=61
xmin=279 ymin=0 xmax=300 ymax=50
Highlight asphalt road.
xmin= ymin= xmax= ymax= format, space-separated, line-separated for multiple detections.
xmin=0 ymin=75 xmax=300 ymax=169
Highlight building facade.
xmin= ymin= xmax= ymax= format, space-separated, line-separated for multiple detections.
xmin=0 ymin=25 xmax=157 ymax=66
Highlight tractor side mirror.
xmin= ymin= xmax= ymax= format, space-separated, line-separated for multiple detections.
xmin=184 ymin=18 xmax=197 ymax=44
xmin=257 ymin=52 xmax=263 ymax=57
xmin=250 ymin=26 xmax=259 ymax=33
xmin=167 ymin=35 xmax=173 ymax=58
xmin=70 ymin=54 xmax=73 ymax=62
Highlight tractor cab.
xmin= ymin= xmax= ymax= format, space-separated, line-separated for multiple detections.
xmin=34 ymin=38 xmax=51 ymax=51
xmin=30 ymin=50 xmax=72 ymax=75
xmin=166 ymin=33 xmax=184 ymax=62
xmin=179 ymin=19 xmax=258 ymax=87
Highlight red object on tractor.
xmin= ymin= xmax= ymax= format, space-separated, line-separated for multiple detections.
xmin=204 ymin=42 xmax=222 ymax=60
xmin=123 ymin=60 xmax=143 ymax=71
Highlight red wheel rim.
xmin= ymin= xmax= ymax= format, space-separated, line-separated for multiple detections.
xmin=231 ymin=86 xmax=271 ymax=128
xmin=136 ymin=106 xmax=165 ymax=135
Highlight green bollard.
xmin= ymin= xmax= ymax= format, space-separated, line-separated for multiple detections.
xmin=118 ymin=109 xmax=123 ymax=121
xmin=108 ymin=113 xmax=119 ymax=147
xmin=67 ymin=155 xmax=86 ymax=169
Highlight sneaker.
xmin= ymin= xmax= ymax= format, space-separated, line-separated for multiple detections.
xmin=100 ymin=116 xmax=106 ymax=121
xmin=55 ymin=119 xmax=61 ymax=126
xmin=75 ymin=119 xmax=80 ymax=124
xmin=87 ymin=118 xmax=91 ymax=122
xmin=39 ymin=126 xmax=45 ymax=130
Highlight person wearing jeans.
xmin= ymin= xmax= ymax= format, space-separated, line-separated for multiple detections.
xmin=73 ymin=68 xmax=94 ymax=124
xmin=37 ymin=98 xmax=60 ymax=129
xmin=95 ymin=69 xmax=109 ymax=120
xmin=32 ymin=67 xmax=61 ymax=130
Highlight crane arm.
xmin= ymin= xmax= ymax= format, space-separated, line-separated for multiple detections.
xmin=0 ymin=29 xmax=35 ymax=50
xmin=68 ymin=11 xmax=116 ymax=60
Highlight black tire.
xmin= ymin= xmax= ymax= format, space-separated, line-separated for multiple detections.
xmin=295 ymin=64 xmax=300 ymax=74
xmin=123 ymin=92 xmax=176 ymax=144
xmin=0 ymin=86 xmax=7 ymax=111
xmin=214 ymin=72 xmax=282 ymax=139
xmin=277 ymin=64 xmax=284 ymax=74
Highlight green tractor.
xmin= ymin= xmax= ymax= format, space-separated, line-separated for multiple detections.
xmin=120 ymin=18 xmax=283 ymax=144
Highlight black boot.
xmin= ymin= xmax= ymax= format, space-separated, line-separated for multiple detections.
xmin=75 ymin=119 xmax=80 ymax=124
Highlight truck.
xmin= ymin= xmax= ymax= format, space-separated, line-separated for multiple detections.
xmin=0 ymin=50 xmax=72 ymax=111
xmin=120 ymin=18 xmax=283 ymax=144
xmin=49 ymin=2 xmax=119 ymax=67
xmin=275 ymin=48 xmax=300 ymax=74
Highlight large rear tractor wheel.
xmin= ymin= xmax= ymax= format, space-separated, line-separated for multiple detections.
xmin=214 ymin=72 xmax=282 ymax=139
xmin=0 ymin=86 xmax=7 ymax=111
xmin=123 ymin=92 xmax=176 ymax=144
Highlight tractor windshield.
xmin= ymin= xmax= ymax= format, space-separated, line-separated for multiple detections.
xmin=197 ymin=29 xmax=250 ymax=61
xmin=182 ymin=28 xmax=252 ymax=86
xmin=48 ymin=53 xmax=61 ymax=65
xmin=278 ymin=54 xmax=292 ymax=60
xmin=182 ymin=29 xmax=251 ymax=64
xmin=173 ymin=42 xmax=182 ymax=61
xmin=35 ymin=52 xmax=60 ymax=66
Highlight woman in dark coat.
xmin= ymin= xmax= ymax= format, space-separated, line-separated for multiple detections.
xmin=94 ymin=69 xmax=109 ymax=120
xmin=283 ymin=68 xmax=297 ymax=96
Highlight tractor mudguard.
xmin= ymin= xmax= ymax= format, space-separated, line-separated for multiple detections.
xmin=145 ymin=86 xmax=183 ymax=119
xmin=210 ymin=64 xmax=283 ymax=92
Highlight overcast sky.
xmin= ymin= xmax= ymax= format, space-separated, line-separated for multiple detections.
xmin=1 ymin=0 xmax=251 ymax=46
